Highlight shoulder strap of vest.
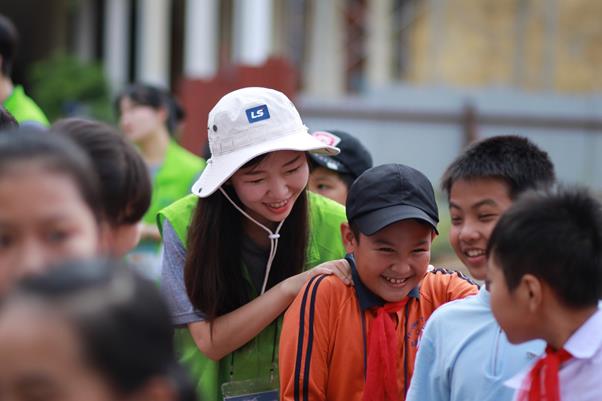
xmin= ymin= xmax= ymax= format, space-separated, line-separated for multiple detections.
xmin=157 ymin=194 xmax=199 ymax=245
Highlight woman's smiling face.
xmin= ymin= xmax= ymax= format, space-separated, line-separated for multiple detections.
xmin=229 ymin=150 xmax=309 ymax=226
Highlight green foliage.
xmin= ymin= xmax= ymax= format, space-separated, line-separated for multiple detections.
xmin=28 ymin=53 xmax=113 ymax=123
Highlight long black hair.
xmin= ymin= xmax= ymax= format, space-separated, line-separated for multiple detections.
xmin=184 ymin=155 xmax=309 ymax=321
xmin=3 ymin=259 xmax=197 ymax=401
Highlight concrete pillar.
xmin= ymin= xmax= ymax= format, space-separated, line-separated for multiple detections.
xmin=104 ymin=0 xmax=130 ymax=93
xmin=184 ymin=0 xmax=219 ymax=79
xmin=366 ymin=0 xmax=394 ymax=88
xmin=136 ymin=0 xmax=171 ymax=87
xmin=232 ymin=0 xmax=273 ymax=65
xmin=304 ymin=0 xmax=345 ymax=97
xmin=74 ymin=0 xmax=95 ymax=62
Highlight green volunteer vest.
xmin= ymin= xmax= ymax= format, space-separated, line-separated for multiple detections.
xmin=158 ymin=191 xmax=347 ymax=400
xmin=139 ymin=140 xmax=205 ymax=252
xmin=2 ymin=85 xmax=49 ymax=126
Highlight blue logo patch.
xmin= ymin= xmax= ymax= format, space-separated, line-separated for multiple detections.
xmin=245 ymin=105 xmax=270 ymax=123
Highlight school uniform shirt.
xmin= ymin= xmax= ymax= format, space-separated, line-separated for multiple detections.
xmin=505 ymin=308 xmax=602 ymax=401
xmin=406 ymin=286 xmax=545 ymax=401
xmin=279 ymin=259 xmax=479 ymax=401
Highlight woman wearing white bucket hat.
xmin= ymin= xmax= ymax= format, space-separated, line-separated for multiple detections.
xmin=157 ymin=87 xmax=350 ymax=400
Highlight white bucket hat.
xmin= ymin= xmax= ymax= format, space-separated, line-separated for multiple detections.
xmin=191 ymin=87 xmax=339 ymax=197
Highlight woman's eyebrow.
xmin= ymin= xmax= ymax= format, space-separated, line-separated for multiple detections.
xmin=283 ymin=155 xmax=301 ymax=167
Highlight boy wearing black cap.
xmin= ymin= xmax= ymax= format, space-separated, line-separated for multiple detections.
xmin=308 ymin=130 xmax=373 ymax=205
xmin=279 ymin=164 xmax=478 ymax=401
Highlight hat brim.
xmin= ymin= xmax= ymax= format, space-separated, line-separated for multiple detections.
xmin=353 ymin=204 xmax=439 ymax=236
xmin=309 ymin=153 xmax=350 ymax=174
xmin=192 ymin=129 xmax=339 ymax=197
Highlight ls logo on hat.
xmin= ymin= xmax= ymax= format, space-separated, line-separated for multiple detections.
xmin=246 ymin=105 xmax=270 ymax=123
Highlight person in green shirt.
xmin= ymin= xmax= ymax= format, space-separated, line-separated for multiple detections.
xmin=115 ymin=84 xmax=205 ymax=278
xmin=158 ymin=87 xmax=350 ymax=400
xmin=0 ymin=14 xmax=49 ymax=127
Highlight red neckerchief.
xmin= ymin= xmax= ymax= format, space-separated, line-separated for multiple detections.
xmin=518 ymin=345 xmax=572 ymax=401
xmin=362 ymin=298 xmax=409 ymax=401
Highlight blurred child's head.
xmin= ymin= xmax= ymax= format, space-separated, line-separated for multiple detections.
xmin=441 ymin=136 xmax=555 ymax=279
xmin=52 ymin=118 xmax=152 ymax=257
xmin=342 ymin=164 xmax=439 ymax=302
xmin=308 ymin=130 xmax=373 ymax=205
xmin=115 ymin=83 xmax=184 ymax=142
xmin=0 ymin=128 xmax=101 ymax=294
xmin=0 ymin=259 xmax=196 ymax=401
xmin=486 ymin=186 xmax=602 ymax=344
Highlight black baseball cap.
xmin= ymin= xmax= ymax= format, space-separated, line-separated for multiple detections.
xmin=346 ymin=163 xmax=439 ymax=235
xmin=309 ymin=130 xmax=373 ymax=179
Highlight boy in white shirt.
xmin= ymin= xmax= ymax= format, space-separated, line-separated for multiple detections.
xmin=486 ymin=186 xmax=602 ymax=401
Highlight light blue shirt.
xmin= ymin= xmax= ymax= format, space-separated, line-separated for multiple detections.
xmin=406 ymin=286 xmax=545 ymax=401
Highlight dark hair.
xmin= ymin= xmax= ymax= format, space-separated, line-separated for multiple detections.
xmin=184 ymin=155 xmax=309 ymax=320
xmin=3 ymin=259 xmax=196 ymax=400
xmin=0 ymin=14 xmax=18 ymax=76
xmin=115 ymin=83 xmax=185 ymax=134
xmin=0 ymin=106 xmax=17 ymax=129
xmin=0 ymin=127 xmax=102 ymax=223
xmin=441 ymin=135 xmax=555 ymax=199
xmin=52 ymin=118 xmax=151 ymax=226
xmin=487 ymin=186 xmax=602 ymax=308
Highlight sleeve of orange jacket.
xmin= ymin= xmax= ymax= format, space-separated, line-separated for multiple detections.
xmin=279 ymin=274 xmax=337 ymax=401
xmin=443 ymin=269 xmax=479 ymax=301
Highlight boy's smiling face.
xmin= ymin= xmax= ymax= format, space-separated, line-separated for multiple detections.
xmin=342 ymin=219 xmax=435 ymax=302
xmin=449 ymin=178 xmax=512 ymax=280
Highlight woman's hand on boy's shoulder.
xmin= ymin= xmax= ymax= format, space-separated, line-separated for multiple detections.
xmin=280 ymin=259 xmax=353 ymax=300
xmin=311 ymin=259 xmax=353 ymax=287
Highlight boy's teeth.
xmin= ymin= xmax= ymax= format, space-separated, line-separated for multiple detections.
xmin=384 ymin=276 xmax=406 ymax=284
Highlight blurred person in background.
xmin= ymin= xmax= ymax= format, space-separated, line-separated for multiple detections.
xmin=0 ymin=128 xmax=101 ymax=295
xmin=115 ymin=84 xmax=205 ymax=276
xmin=0 ymin=258 xmax=197 ymax=401
xmin=52 ymin=118 xmax=152 ymax=263
xmin=0 ymin=14 xmax=48 ymax=127
xmin=308 ymin=130 xmax=373 ymax=205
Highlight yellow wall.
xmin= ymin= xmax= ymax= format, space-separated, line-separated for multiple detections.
xmin=405 ymin=0 xmax=602 ymax=92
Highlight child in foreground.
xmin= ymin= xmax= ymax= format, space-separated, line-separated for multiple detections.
xmin=52 ymin=118 xmax=152 ymax=260
xmin=0 ymin=259 xmax=197 ymax=401
xmin=0 ymin=128 xmax=101 ymax=295
xmin=406 ymin=135 xmax=555 ymax=401
xmin=279 ymin=163 xmax=478 ymax=401
xmin=487 ymin=186 xmax=602 ymax=401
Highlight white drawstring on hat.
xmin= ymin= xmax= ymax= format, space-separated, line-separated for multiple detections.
xmin=219 ymin=187 xmax=286 ymax=295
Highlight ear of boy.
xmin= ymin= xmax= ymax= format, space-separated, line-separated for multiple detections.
xmin=520 ymin=274 xmax=543 ymax=314
xmin=340 ymin=222 xmax=357 ymax=253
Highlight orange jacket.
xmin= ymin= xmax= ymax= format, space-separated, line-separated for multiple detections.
xmin=279 ymin=264 xmax=478 ymax=401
